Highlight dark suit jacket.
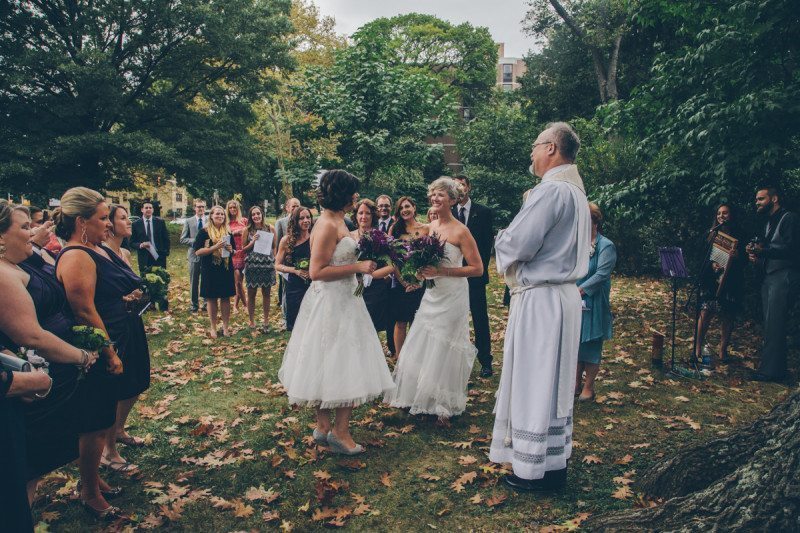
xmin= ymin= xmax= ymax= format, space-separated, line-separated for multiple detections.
xmin=130 ymin=216 xmax=171 ymax=267
xmin=763 ymin=209 xmax=800 ymax=274
xmin=453 ymin=200 xmax=494 ymax=284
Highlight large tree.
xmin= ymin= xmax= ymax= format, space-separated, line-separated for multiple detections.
xmin=0 ymin=0 xmax=294 ymax=197
xmin=298 ymin=30 xmax=458 ymax=186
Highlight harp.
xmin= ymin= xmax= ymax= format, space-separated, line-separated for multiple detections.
xmin=709 ymin=231 xmax=738 ymax=297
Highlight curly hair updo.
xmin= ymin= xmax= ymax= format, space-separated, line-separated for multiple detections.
xmin=317 ymin=169 xmax=359 ymax=211
xmin=52 ymin=187 xmax=105 ymax=240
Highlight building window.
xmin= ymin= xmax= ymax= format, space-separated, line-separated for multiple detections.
xmin=503 ymin=83 xmax=513 ymax=92
xmin=175 ymin=192 xmax=183 ymax=202
xmin=110 ymin=196 xmax=119 ymax=204
xmin=502 ymin=64 xmax=513 ymax=83
xmin=122 ymin=194 xmax=128 ymax=201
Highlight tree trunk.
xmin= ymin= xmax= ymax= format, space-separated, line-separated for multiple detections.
xmin=583 ymin=388 xmax=800 ymax=531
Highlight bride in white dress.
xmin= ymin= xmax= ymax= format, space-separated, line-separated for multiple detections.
xmin=279 ymin=170 xmax=395 ymax=454
xmin=384 ymin=177 xmax=484 ymax=419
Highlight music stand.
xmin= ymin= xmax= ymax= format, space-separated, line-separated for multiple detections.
xmin=658 ymin=248 xmax=691 ymax=374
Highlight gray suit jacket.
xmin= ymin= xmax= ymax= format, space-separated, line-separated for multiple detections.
xmin=180 ymin=216 xmax=207 ymax=262
xmin=275 ymin=216 xmax=290 ymax=248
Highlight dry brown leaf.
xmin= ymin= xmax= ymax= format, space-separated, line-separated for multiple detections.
xmin=245 ymin=485 xmax=279 ymax=503
xmin=312 ymin=470 xmax=332 ymax=481
xmin=458 ymin=455 xmax=478 ymax=466
xmin=485 ymin=493 xmax=507 ymax=508
xmin=420 ymin=473 xmax=441 ymax=482
xmin=263 ymin=511 xmax=280 ymax=522
xmin=674 ymin=395 xmax=690 ymax=403
xmin=612 ymin=485 xmax=634 ymax=499
xmin=232 ymin=499 xmax=255 ymax=518
xmin=468 ymin=494 xmax=483 ymax=505
xmin=614 ymin=454 xmax=634 ymax=465
xmin=582 ymin=454 xmax=603 ymax=465
xmin=380 ymin=472 xmax=393 ymax=488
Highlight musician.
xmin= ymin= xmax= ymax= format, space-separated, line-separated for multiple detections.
xmin=694 ymin=204 xmax=745 ymax=367
xmin=747 ymin=186 xmax=800 ymax=382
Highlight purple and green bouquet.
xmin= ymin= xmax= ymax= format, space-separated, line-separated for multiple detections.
xmin=353 ymin=228 xmax=403 ymax=296
xmin=398 ymin=233 xmax=447 ymax=289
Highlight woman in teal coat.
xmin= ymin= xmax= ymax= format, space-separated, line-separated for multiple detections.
xmin=576 ymin=203 xmax=617 ymax=401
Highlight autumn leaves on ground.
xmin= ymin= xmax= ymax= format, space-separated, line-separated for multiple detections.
xmin=33 ymin=242 xmax=789 ymax=532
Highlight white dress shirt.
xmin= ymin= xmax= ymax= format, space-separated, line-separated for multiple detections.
xmin=457 ymin=198 xmax=473 ymax=225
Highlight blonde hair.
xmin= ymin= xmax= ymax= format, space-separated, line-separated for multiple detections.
xmin=53 ymin=187 xmax=105 ymax=240
xmin=225 ymin=199 xmax=244 ymax=225
xmin=428 ymin=176 xmax=463 ymax=203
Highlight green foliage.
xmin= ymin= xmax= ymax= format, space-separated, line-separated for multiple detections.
xmin=352 ymin=14 xmax=498 ymax=108
xmin=0 ymin=0 xmax=294 ymax=197
xmin=70 ymin=326 xmax=111 ymax=351
xmin=298 ymin=35 xmax=458 ymax=185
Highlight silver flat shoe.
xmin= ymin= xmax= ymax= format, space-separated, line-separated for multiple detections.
xmin=326 ymin=431 xmax=364 ymax=455
xmin=312 ymin=428 xmax=328 ymax=445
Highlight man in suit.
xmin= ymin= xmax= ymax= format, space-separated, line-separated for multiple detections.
xmin=453 ymin=175 xmax=495 ymax=377
xmin=180 ymin=199 xmax=207 ymax=312
xmin=747 ymin=185 xmax=800 ymax=383
xmin=275 ymin=198 xmax=301 ymax=327
xmin=375 ymin=194 xmax=396 ymax=355
xmin=131 ymin=201 xmax=171 ymax=309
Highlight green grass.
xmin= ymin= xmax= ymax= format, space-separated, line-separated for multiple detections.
xmin=32 ymin=238 xmax=790 ymax=532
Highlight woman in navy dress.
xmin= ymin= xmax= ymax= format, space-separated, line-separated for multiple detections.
xmin=56 ymin=187 xmax=146 ymax=519
xmin=276 ymin=207 xmax=314 ymax=331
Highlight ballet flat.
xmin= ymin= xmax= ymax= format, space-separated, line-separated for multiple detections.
xmin=326 ymin=431 xmax=364 ymax=455
xmin=312 ymin=428 xmax=328 ymax=445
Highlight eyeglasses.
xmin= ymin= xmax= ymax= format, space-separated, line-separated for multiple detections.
xmin=532 ymin=141 xmax=554 ymax=149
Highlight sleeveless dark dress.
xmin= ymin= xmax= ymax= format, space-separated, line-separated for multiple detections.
xmin=193 ymin=229 xmax=237 ymax=299
xmin=58 ymin=245 xmax=150 ymax=419
xmin=0 ymin=371 xmax=33 ymax=532
xmin=13 ymin=253 xmax=81 ymax=479
xmin=363 ymin=277 xmax=391 ymax=330
xmin=390 ymin=281 xmax=425 ymax=323
xmin=284 ymin=239 xmax=311 ymax=331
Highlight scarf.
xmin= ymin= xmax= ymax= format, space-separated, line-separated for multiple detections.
xmin=207 ymin=222 xmax=231 ymax=268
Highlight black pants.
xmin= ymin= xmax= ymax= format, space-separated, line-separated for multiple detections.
xmin=469 ymin=279 xmax=492 ymax=368
xmin=759 ymin=268 xmax=800 ymax=378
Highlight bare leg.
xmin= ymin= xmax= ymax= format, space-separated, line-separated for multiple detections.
xmin=207 ymin=298 xmax=219 ymax=338
xmin=316 ymin=408 xmax=332 ymax=434
xmin=79 ymin=430 xmax=112 ymax=510
xmin=394 ymin=322 xmax=408 ymax=357
xmin=575 ymin=362 xmax=585 ymax=394
xmin=580 ymin=363 xmax=600 ymax=399
xmin=695 ymin=309 xmax=712 ymax=359
xmin=103 ymin=396 xmax=139 ymax=464
xmin=220 ymin=298 xmax=231 ymax=336
xmin=247 ymin=287 xmax=257 ymax=327
xmin=233 ymin=269 xmax=245 ymax=311
xmin=332 ymin=407 xmax=356 ymax=448
xmin=720 ymin=316 xmax=734 ymax=360
xmin=261 ymin=287 xmax=272 ymax=328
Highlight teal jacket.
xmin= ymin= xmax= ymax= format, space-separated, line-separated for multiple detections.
xmin=578 ymin=234 xmax=616 ymax=343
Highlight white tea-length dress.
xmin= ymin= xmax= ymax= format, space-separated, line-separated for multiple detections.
xmin=279 ymin=236 xmax=395 ymax=408
xmin=384 ymin=243 xmax=477 ymax=418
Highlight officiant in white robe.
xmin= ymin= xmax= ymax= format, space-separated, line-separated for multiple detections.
xmin=489 ymin=122 xmax=591 ymax=491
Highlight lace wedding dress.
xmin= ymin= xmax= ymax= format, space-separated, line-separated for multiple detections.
xmin=384 ymin=243 xmax=477 ymax=418
xmin=279 ymin=237 xmax=395 ymax=408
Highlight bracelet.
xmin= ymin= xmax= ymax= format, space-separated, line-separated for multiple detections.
xmin=34 ymin=376 xmax=53 ymax=399
xmin=79 ymin=349 xmax=89 ymax=369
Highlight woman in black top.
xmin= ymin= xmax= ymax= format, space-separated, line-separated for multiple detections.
xmin=194 ymin=205 xmax=236 ymax=337
xmin=275 ymin=207 xmax=313 ymax=331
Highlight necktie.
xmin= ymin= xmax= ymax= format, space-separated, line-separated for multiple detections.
xmin=458 ymin=206 xmax=466 ymax=224
xmin=380 ymin=220 xmax=387 ymax=232
xmin=146 ymin=219 xmax=152 ymax=242
xmin=198 ymin=217 xmax=203 ymax=231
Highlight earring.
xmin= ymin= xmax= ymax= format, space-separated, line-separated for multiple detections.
xmin=0 ymin=242 xmax=5 ymax=259
xmin=81 ymin=227 xmax=88 ymax=245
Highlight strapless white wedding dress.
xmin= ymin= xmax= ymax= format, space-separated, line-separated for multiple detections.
xmin=384 ymin=243 xmax=477 ymax=418
xmin=279 ymin=237 xmax=395 ymax=408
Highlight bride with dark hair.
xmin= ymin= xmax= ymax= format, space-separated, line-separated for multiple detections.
xmin=279 ymin=170 xmax=394 ymax=455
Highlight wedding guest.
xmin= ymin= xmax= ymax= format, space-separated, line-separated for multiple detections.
xmin=575 ymin=203 xmax=617 ymax=401
xmin=350 ymin=200 xmax=394 ymax=337
xmin=426 ymin=207 xmax=438 ymax=222
xmin=130 ymin=201 xmax=170 ymax=310
xmin=453 ymin=175 xmax=495 ymax=377
xmin=103 ymin=204 xmax=152 ymax=460
xmin=28 ymin=206 xmax=44 ymax=227
xmin=194 ymin=206 xmax=235 ymax=338
xmin=180 ymin=200 xmax=207 ymax=312
xmin=0 ymin=202 xmax=97 ymax=506
xmin=279 ymin=170 xmax=394 ymax=455
xmin=242 ymin=206 xmax=277 ymax=333
xmin=375 ymin=195 xmax=396 ymax=355
xmin=385 ymin=178 xmax=482 ymax=421
xmin=389 ymin=197 xmax=428 ymax=355
xmin=1 ymin=358 xmax=52 ymax=533
xmin=30 ymin=219 xmax=57 ymax=266
xmin=276 ymin=198 xmax=301 ymax=323
xmin=54 ymin=187 xmax=136 ymax=518
xmin=226 ymin=200 xmax=248 ymax=313
xmin=276 ymin=207 xmax=313 ymax=331
xmin=694 ymin=203 xmax=745 ymax=367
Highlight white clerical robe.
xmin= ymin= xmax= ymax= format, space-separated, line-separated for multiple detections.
xmin=489 ymin=164 xmax=591 ymax=480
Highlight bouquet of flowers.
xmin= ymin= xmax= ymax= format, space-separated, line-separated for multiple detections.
xmin=398 ymin=233 xmax=447 ymax=289
xmin=294 ymin=258 xmax=310 ymax=284
xmin=71 ymin=326 xmax=112 ymax=352
xmin=143 ymin=266 xmax=170 ymax=301
xmin=352 ymin=229 xmax=400 ymax=296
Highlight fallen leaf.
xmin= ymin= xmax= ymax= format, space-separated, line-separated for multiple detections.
xmin=612 ymin=485 xmax=633 ymax=499
xmin=380 ymin=472 xmax=393 ymax=488
xmin=469 ymin=494 xmax=483 ymax=505
xmin=485 ymin=493 xmax=507 ymax=508
xmin=614 ymin=454 xmax=634 ymax=465
xmin=674 ymin=395 xmax=690 ymax=403
xmin=458 ymin=455 xmax=478 ymax=466
xmin=582 ymin=454 xmax=603 ymax=465
xmin=420 ymin=473 xmax=441 ymax=482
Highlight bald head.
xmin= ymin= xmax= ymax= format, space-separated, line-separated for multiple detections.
xmin=285 ymin=197 xmax=300 ymax=215
xmin=530 ymin=122 xmax=581 ymax=178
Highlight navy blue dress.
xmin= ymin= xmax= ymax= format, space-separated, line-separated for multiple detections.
xmin=13 ymin=253 xmax=81 ymax=478
xmin=284 ymin=239 xmax=311 ymax=331
xmin=0 ymin=370 xmax=32 ymax=532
